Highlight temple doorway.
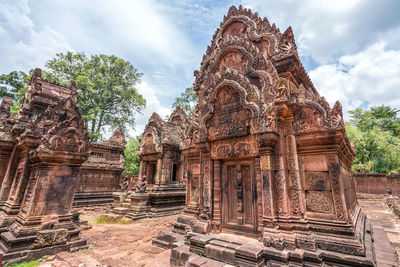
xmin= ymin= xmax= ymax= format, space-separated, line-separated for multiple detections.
xmin=221 ymin=160 xmax=257 ymax=236
xmin=146 ymin=162 xmax=157 ymax=184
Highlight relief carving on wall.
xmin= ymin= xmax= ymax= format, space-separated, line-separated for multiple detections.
xmin=328 ymin=154 xmax=346 ymax=220
xmin=27 ymin=97 xmax=90 ymax=156
xmin=142 ymin=134 xmax=157 ymax=154
xmin=211 ymin=135 xmax=257 ymax=159
xmin=218 ymin=51 xmax=247 ymax=74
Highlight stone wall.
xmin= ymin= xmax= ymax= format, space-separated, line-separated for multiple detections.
xmin=354 ymin=171 xmax=400 ymax=195
xmin=73 ymin=127 xmax=126 ymax=207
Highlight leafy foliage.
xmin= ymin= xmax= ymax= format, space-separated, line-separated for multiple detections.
xmin=123 ymin=136 xmax=141 ymax=174
xmin=44 ymin=52 xmax=146 ymax=141
xmin=171 ymin=87 xmax=198 ymax=117
xmin=0 ymin=70 xmax=30 ymax=114
xmin=0 ymin=52 xmax=146 ymax=142
xmin=346 ymin=105 xmax=400 ymax=174
xmin=94 ymin=215 xmax=132 ymax=225
xmin=8 ymin=259 xmax=40 ymax=267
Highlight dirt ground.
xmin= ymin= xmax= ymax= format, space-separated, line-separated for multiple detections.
xmin=38 ymin=198 xmax=400 ymax=267
xmin=39 ymin=208 xmax=176 ymax=267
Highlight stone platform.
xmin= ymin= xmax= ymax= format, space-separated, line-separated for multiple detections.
xmin=112 ymin=184 xmax=186 ymax=220
xmin=154 ymin=214 xmax=398 ymax=267
xmin=73 ymin=191 xmax=115 ymax=207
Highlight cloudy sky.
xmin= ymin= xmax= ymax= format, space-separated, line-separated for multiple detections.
xmin=1 ymin=0 xmax=399 ymax=137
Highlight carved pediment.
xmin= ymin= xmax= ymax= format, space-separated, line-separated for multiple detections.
xmin=168 ymin=106 xmax=189 ymax=126
xmin=28 ymin=97 xmax=90 ymax=156
xmin=141 ymin=133 xmax=157 ymax=154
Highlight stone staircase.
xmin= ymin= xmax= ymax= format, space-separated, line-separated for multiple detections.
xmin=153 ymin=213 xmax=400 ymax=267
xmin=170 ymin=233 xmax=265 ymax=267
xmin=73 ymin=191 xmax=115 ymax=207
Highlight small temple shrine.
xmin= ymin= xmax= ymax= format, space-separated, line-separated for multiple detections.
xmin=112 ymin=107 xmax=187 ymax=219
xmin=0 ymin=69 xmax=126 ymax=263
xmin=0 ymin=69 xmax=89 ymax=263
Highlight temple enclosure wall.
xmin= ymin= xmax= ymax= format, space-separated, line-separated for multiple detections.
xmin=73 ymin=130 xmax=126 ymax=207
xmin=354 ymin=171 xmax=400 ymax=195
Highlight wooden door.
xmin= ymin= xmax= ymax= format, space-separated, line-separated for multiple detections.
xmin=222 ymin=160 xmax=257 ymax=235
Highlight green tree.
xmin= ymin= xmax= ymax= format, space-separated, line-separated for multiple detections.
xmin=346 ymin=105 xmax=400 ymax=174
xmin=123 ymin=136 xmax=141 ymax=174
xmin=44 ymin=52 xmax=146 ymax=141
xmin=349 ymin=105 xmax=400 ymax=137
xmin=0 ymin=71 xmax=30 ymax=114
xmin=171 ymin=87 xmax=198 ymax=117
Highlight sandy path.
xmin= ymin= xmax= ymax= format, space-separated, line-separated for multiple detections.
xmin=39 ymin=209 xmax=177 ymax=267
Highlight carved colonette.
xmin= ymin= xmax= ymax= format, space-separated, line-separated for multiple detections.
xmin=154 ymin=5 xmax=397 ymax=266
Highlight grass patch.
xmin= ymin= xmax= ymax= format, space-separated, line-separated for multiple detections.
xmin=94 ymin=215 xmax=132 ymax=225
xmin=7 ymin=260 xmax=40 ymax=267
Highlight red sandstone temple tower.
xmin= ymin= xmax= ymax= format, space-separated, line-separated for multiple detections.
xmin=0 ymin=69 xmax=89 ymax=263
xmin=154 ymin=6 xmax=398 ymax=266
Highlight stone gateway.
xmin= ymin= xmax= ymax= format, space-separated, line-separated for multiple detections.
xmin=153 ymin=5 xmax=398 ymax=267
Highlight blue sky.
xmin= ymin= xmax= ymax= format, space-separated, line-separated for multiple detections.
xmin=1 ymin=0 xmax=400 ymax=137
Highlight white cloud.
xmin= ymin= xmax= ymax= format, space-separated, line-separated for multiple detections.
xmin=309 ymin=41 xmax=400 ymax=119
xmin=130 ymin=80 xmax=171 ymax=137
xmin=243 ymin=0 xmax=400 ymax=64
xmin=0 ymin=0 xmax=73 ymax=73
xmin=27 ymin=0 xmax=195 ymax=69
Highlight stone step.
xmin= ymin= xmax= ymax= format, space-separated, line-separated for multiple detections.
xmin=125 ymin=212 xmax=147 ymax=220
xmin=153 ymin=230 xmax=184 ymax=249
xmin=186 ymin=233 xmax=265 ymax=267
xmin=113 ymin=207 xmax=129 ymax=214
xmin=186 ymin=255 xmax=234 ymax=267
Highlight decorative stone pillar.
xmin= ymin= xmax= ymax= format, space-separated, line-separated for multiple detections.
xmin=285 ymin=132 xmax=305 ymax=216
xmin=200 ymin=153 xmax=212 ymax=220
xmin=259 ymin=132 xmax=279 ymax=228
xmin=0 ymin=142 xmax=31 ymax=233
xmin=212 ymin=159 xmax=221 ymax=231
xmin=0 ymin=142 xmax=14 ymax=187
xmin=155 ymin=157 xmax=162 ymax=184
xmin=327 ymin=153 xmax=348 ymax=221
xmin=0 ymin=145 xmax=19 ymax=208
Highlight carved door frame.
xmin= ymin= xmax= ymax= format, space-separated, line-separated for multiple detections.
xmin=221 ymin=159 xmax=258 ymax=236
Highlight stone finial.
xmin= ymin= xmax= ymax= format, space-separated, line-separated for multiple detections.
xmin=31 ymin=68 xmax=42 ymax=83
xmin=108 ymin=126 xmax=126 ymax=146
xmin=1 ymin=96 xmax=13 ymax=110
xmin=0 ymin=96 xmax=13 ymax=118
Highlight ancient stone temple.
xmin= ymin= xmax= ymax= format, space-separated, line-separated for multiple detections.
xmin=0 ymin=69 xmax=89 ymax=263
xmin=112 ymin=107 xmax=186 ymax=219
xmin=154 ymin=6 xmax=398 ymax=266
xmin=74 ymin=126 xmax=126 ymax=207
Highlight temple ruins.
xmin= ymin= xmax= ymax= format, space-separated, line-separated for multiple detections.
xmin=0 ymin=69 xmax=126 ymax=263
xmin=112 ymin=107 xmax=187 ymax=219
xmin=0 ymin=4 xmax=398 ymax=266
xmin=153 ymin=5 xmax=399 ymax=266
xmin=0 ymin=69 xmax=89 ymax=263
xmin=74 ymin=126 xmax=126 ymax=207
